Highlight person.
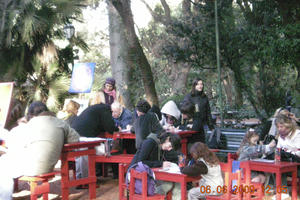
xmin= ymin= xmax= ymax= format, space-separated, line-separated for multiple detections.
xmin=131 ymin=99 xmax=164 ymax=149
xmin=71 ymin=103 xmax=118 ymax=138
xmin=71 ymin=103 xmax=118 ymax=179
xmin=259 ymin=108 xmax=299 ymax=143
xmin=160 ymin=100 xmax=181 ymax=131
xmin=57 ymin=100 xmax=80 ymax=125
xmin=91 ymin=77 xmax=123 ymax=106
xmin=129 ymin=132 xmax=182 ymax=199
xmin=181 ymin=142 xmax=223 ymax=200
xmin=275 ymin=114 xmax=300 ymax=197
xmin=0 ymin=101 xmax=80 ymax=200
xmin=237 ymin=128 xmax=276 ymax=183
xmin=111 ymin=101 xmax=133 ymax=131
xmin=4 ymin=99 xmax=26 ymax=131
xmin=182 ymin=78 xmax=214 ymax=144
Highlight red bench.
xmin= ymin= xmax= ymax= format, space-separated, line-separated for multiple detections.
xmin=14 ymin=171 xmax=59 ymax=200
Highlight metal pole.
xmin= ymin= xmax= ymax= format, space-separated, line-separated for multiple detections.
xmin=214 ymin=0 xmax=224 ymax=127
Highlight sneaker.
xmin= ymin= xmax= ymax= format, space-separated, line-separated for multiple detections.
xmin=271 ymin=193 xmax=290 ymax=200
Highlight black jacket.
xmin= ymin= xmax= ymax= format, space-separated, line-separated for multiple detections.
xmin=71 ymin=104 xmax=118 ymax=137
xmin=132 ymin=112 xmax=163 ymax=149
xmin=129 ymin=133 xmax=163 ymax=168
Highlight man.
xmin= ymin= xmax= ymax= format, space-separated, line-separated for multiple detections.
xmin=131 ymin=99 xmax=164 ymax=149
xmin=0 ymin=101 xmax=80 ymax=200
xmin=111 ymin=101 xmax=133 ymax=130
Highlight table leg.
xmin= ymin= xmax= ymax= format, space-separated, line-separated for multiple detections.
xmin=244 ymin=164 xmax=251 ymax=200
xmin=292 ymin=167 xmax=297 ymax=200
xmin=60 ymin=155 xmax=70 ymax=200
xmin=276 ymin=172 xmax=281 ymax=200
xmin=181 ymin=138 xmax=187 ymax=155
xmin=181 ymin=179 xmax=187 ymax=200
xmin=88 ymin=154 xmax=97 ymax=199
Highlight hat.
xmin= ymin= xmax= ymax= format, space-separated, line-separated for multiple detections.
xmin=105 ymin=77 xmax=116 ymax=87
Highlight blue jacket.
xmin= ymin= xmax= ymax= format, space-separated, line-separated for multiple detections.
xmin=113 ymin=108 xmax=133 ymax=129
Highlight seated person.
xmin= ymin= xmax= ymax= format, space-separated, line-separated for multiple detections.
xmin=129 ymin=132 xmax=182 ymax=199
xmin=111 ymin=101 xmax=133 ymax=131
xmin=160 ymin=100 xmax=181 ymax=131
xmin=111 ymin=101 xmax=135 ymax=154
xmin=237 ymin=128 xmax=276 ymax=183
xmin=0 ymin=101 xmax=80 ymax=200
xmin=181 ymin=142 xmax=224 ymax=200
xmin=57 ymin=100 xmax=80 ymax=125
xmin=131 ymin=99 xmax=164 ymax=149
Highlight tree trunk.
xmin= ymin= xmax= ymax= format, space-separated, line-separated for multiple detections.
xmin=107 ymin=1 xmax=134 ymax=109
xmin=170 ymin=62 xmax=190 ymax=95
xmin=109 ymin=0 xmax=159 ymax=106
xmin=222 ymin=70 xmax=233 ymax=107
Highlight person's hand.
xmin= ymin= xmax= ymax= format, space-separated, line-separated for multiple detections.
xmin=126 ymin=124 xmax=132 ymax=131
xmin=268 ymin=139 xmax=276 ymax=148
xmin=118 ymin=126 xmax=122 ymax=131
xmin=162 ymin=161 xmax=172 ymax=169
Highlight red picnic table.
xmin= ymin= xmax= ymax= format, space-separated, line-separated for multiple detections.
xmin=152 ymin=168 xmax=201 ymax=200
xmin=240 ymin=160 xmax=300 ymax=200
xmin=104 ymin=130 xmax=198 ymax=156
xmin=60 ymin=140 xmax=105 ymax=200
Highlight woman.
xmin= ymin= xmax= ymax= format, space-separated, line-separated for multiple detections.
xmin=182 ymin=78 xmax=214 ymax=143
xmin=276 ymin=114 xmax=300 ymax=160
xmin=181 ymin=142 xmax=223 ymax=200
xmin=160 ymin=100 xmax=181 ymax=131
xmin=91 ymin=77 xmax=123 ymax=106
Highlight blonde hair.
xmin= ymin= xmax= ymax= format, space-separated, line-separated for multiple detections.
xmin=65 ymin=100 xmax=80 ymax=115
xmin=275 ymin=114 xmax=298 ymax=139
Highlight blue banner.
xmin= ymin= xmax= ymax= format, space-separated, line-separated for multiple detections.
xmin=69 ymin=63 xmax=95 ymax=93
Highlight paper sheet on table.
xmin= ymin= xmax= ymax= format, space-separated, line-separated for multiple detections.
xmin=160 ymin=163 xmax=181 ymax=174
xmin=251 ymin=158 xmax=274 ymax=163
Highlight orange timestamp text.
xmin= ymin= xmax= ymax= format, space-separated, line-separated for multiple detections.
xmin=199 ymin=185 xmax=288 ymax=194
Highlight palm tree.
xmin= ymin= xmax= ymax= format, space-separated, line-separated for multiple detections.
xmin=0 ymin=0 xmax=88 ymax=105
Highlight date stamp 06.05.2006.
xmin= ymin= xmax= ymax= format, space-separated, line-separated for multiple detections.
xmin=198 ymin=185 xmax=288 ymax=195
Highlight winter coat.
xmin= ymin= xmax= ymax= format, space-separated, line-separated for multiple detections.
xmin=113 ymin=108 xmax=133 ymax=129
xmin=71 ymin=104 xmax=118 ymax=137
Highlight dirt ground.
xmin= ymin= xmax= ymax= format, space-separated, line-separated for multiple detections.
xmin=13 ymin=175 xmax=119 ymax=200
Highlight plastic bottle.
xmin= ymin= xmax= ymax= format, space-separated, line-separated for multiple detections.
xmin=275 ymin=148 xmax=281 ymax=162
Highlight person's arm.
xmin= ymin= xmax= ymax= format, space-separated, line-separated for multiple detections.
xmin=238 ymin=144 xmax=273 ymax=160
xmin=150 ymin=113 xmax=164 ymax=134
xmin=137 ymin=139 xmax=163 ymax=168
xmin=101 ymin=107 xmax=119 ymax=134
xmin=120 ymin=109 xmax=133 ymax=129
xmin=64 ymin=122 xmax=80 ymax=143
xmin=181 ymin=160 xmax=208 ymax=176
xmin=205 ymin=99 xmax=214 ymax=130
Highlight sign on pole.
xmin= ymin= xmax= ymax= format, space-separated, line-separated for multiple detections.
xmin=69 ymin=63 xmax=95 ymax=93
xmin=0 ymin=82 xmax=14 ymax=128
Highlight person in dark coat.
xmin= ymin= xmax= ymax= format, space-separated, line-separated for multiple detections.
xmin=71 ymin=103 xmax=118 ymax=137
xmin=129 ymin=132 xmax=181 ymax=198
xmin=71 ymin=103 xmax=118 ymax=180
xmin=131 ymin=99 xmax=164 ymax=149
xmin=182 ymin=78 xmax=214 ymax=143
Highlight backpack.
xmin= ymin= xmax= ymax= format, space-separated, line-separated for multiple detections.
xmin=125 ymin=161 xmax=156 ymax=196
xmin=206 ymin=128 xmax=227 ymax=149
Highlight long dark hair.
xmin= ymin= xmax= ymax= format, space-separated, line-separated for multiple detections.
xmin=191 ymin=78 xmax=206 ymax=97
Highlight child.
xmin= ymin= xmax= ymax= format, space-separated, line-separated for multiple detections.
xmin=181 ymin=142 xmax=223 ymax=200
xmin=237 ymin=128 xmax=276 ymax=183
